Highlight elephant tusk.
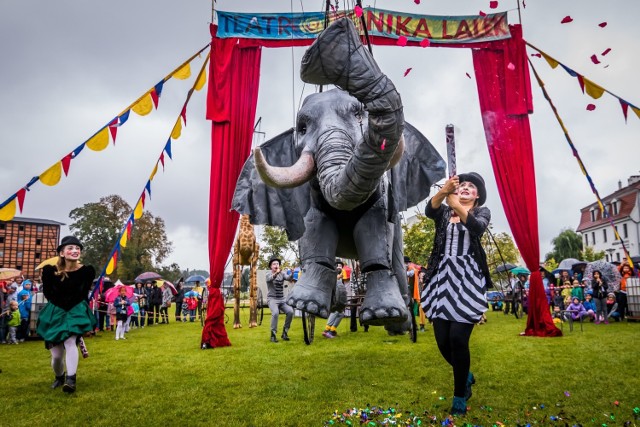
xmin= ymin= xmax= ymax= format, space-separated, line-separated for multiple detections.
xmin=254 ymin=149 xmax=315 ymax=188
xmin=387 ymin=135 xmax=405 ymax=170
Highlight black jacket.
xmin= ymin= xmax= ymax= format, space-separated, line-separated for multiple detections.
xmin=42 ymin=265 xmax=95 ymax=311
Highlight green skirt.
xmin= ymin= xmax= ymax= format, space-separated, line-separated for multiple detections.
xmin=36 ymin=301 xmax=97 ymax=346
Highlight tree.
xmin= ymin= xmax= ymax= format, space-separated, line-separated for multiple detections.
xmin=402 ymin=214 xmax=436 ymax=266
xmin=580 ymin=246 xmax=605 ymax=262
xmin=481 ymin=226 xmax=520 ymax=286
xmin=69 ymin=195 xmax=173 ymax=281
xmin=544 ymin=257 xmax=558 ymax=272
xmin=258 ymin=226 xmax=299 ymax=269
xmin=546 ymin=228 xmax=583 ymax=261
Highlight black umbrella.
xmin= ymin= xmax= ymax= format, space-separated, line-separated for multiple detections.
xmin=493 ymin=263 xmax=516 ymax=274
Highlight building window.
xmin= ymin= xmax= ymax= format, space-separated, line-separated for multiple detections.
xmin=0 ymin=250 xmax=3 ymax=257
xmin=37 ymin=225 xmax=43 ymax=232
xmin=623 ymin=224 xmax=628 ymax=238
xmin=616 ymin=253 xmax=621 ymax=262
xmin=603 ymin=229 xmax=607 ymax=243
xmin=35 ymin=252 xmax=41 ymax=260
xmin=592 ymin=232 xmax=596 ymax=244
xmin=0 ymin=223 xmax=4 ymax=230
xmin=15 ymin=265 xmax=21 ymax=270
xmin=585 ymin=234 xmax=589 ymax=246
xmin=36 ymin=238 xmax=42 ymax=245
xmin=17 ymin=251 xmax=23 ymax=258
xmin=0 ymin=236 xmax=4 ymax=243
xmin=18 ymin=237 xmax=24 ymax=244
xmin=18 ymin=225 xmax=24 ymax=231
xmin=613 ymin=202 xmax=619 ymax=216
xmin=590 ymin=210 xmax=596 ymax=222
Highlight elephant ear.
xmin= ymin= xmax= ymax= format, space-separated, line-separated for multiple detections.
xmin=390 ymin=122 xmax=446 ymax=212
xmin=232 ymin=128 xmax=311 ymax=241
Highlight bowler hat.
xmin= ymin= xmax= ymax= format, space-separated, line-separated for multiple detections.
xmin=57 ymin=235 xmax=83 ymax=253
xmin=268 ymin=256 xmax=282 ymax=268
xmin=335 ymin=259 xmax=344 ymax=267
xmin=458 ymin=172 xmax=487 ymax=206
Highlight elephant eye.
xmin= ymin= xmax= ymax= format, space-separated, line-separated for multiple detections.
xmin=297 ymin=123 xmax=307 ymax=135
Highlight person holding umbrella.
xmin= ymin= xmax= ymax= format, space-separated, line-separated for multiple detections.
xmin=36 ymin=236 xmax=97 ymax=393
xmin=420 ymin=173 xmax=492 ymax=416
xmin=266 ymin=256 xmax=293 ymax=343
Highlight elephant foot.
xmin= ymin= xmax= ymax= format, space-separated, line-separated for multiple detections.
xmin=286 ymin=262 xmax=335 ymax=319
xmin=359 ymin=270 xmax=408 ymax=326
xmin=233 ymin=323 xmax=242 ymax=329
xmin=249 ymin=321 xmax=257 ymax=328
xmin=384 ymin=317 xmax=412 ymax=336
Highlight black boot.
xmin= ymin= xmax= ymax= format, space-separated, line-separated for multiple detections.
xmin=51 ymin=373 xmax=65 ymax=389
xmin=270 ymin=331 xmax=279 ymax=343
xmin=62 ymin=374 xmax=76 ymax=393
xmin=281 ymin=330 xmax=290 ymax=341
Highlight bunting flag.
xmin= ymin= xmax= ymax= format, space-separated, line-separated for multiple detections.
xmin=527 ymin=41 xmax=640 ymax=123
xmin=91 ymin=51 xmax=211 ymax=297
xmin=0 ymin=44 xmax=210 ymax=223
xmin=528 ymin=59 xmax=634 ymax=269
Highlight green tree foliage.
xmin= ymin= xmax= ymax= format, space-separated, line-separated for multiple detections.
xmin=481 ymin=226 xmax=520 ymax=285
xmin=258 ymin=226 xmax=299 ymax=269
xmin=544 ymin=257 xmax=559 ymax=272
xmin=69 ymin=195 xmax=173 ymax=281
xmin=402 ymin=214 xmax=435 ymax=266
xmin=580 ymin=246 xmax=606 ymax=262
xmin=545 ymin=228 xmax=583 ymax=261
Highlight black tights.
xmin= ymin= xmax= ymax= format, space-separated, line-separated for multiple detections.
xmin=432 ymin=318 xmax=475 ymax=398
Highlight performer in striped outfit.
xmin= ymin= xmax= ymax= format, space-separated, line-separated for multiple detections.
xmin=266 ymin=256 xmax=293 ymax=343
xmin=421 ymin=172 xmax=492 ymax=416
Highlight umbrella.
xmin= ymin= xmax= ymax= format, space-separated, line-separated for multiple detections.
xmin=184 ymin=290 xmax=199 ymax=298
xmin=511 ymin=266 xmax=531 ymax=275
xmin=583 ymin=260 xmax=621 ymax=292
xmin=134 ymin=271 xmax=162 ymax=282
xmin=185 ymin=275 xmax=206 ymax=284
xmin=554 ymin=258 xmax=581 ymax=272
xmin=493 ymin=263 xmax=516 ymax=274
xmin=0 ymin=268 xmax=21 ymax=280
xmin=104 ymin=284 xmax=135 ymax=303
xmin=35 ymin=257 xmax=59 ymax=270
xmin=156 ymin=279 xmax=177 ymax=295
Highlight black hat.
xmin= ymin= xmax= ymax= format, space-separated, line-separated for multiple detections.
xmin=268 ymin=256 xmax=282 ymax=267
xmin=404 ymin=256 xmax=411 ymax=263
xmin=57 ymin=235 xmax=83 ymax=253
xmin=458 ymin=172 xmax=487 ymax=206
xmin=335 ymin=259 xmax=344 ymax=267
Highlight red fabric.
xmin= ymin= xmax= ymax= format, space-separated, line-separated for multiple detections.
xmin=201 ymin=285 xmax=231 ymax=348
xmin=472 ymin=25 xmax=561 ymax=337
xmin=202 ymin=37 xmax=262 ymax=348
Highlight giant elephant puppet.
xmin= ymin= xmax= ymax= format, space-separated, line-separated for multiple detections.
xmin=232 ymin=18 xmax=445 ymax=330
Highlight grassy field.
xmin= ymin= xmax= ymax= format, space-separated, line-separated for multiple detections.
xmin=0 ymin=309 xmax=638 ymax=426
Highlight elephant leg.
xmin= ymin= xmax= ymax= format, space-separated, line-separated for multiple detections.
xmin=353 ymin=198 xmax=408 ymax=326
xmin=385 ymin=215 xmax=413 ymax=335
xmin=286 ymin=207 xmax=338 ymax=319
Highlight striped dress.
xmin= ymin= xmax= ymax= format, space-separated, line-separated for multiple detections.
xmin=421 ymin=222 xmax=488 ymax=324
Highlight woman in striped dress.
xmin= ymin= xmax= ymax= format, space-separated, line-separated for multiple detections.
xmin=421 ymin=173 xmax=492 ymax=416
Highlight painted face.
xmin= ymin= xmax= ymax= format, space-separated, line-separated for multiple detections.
xmin=270 ymin=261 xmax=280 ymax=271
xmin=458 ymin=181 xmax=479 ymax=204
xmin=60 ymin=244 xmax=81 ymax=261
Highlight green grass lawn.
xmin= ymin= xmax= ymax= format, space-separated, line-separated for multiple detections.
xmin=1 ymin=310 xmax=638 ymax=426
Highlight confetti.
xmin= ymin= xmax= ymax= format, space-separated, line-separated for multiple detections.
xmin=599 ymin=22 xmax=608 ymax=28
xmin=465 ymin=72 xmax=472 ymax=79
xmin=414 ymin=0 xmax=421 ymax=4
xmin=380 ymin=139 xmax=386 ymax=150
xmin=591 ymin=54 xmax=601 ymax=64
xmin=614 ymin=401 xmax=619 ymax=406
xmin=561 ymin=16 xmax=573 ymax=24
xmin=602 ymin=48 xmax=612 ymax=56
xmin=522 ymin=0 xmax=526 ymax=8
xmin=396 ymin=36 xmax=408 ymax=47
xmin=403 ymin=68 xmax=413 ymax=77
xmin=564 ymin=391 xmax=571 ymax=397
xmin=479 ymin=10 xmax=487 ymax=17
xmin=507 ymin=62 xmax=515 ymax=71
xmin=420 ymin=38 xmax=431 ymax=48
xmin=489 ymin=1 xmax=498 ymax=9
xmin=354 ymin=5 xmax=363 ymax=17
xmin=586 ymin=104 xmax=596 ymax=111
xmin=531 ymin=53 xmax=542 ymax=58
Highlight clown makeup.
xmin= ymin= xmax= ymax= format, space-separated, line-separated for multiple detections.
xmin=60 ymin=245 xmax=81 ymax=261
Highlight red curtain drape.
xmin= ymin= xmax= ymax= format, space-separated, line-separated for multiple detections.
xmin=201 ymin=36 xmax=262 ymax=348
xmin=472 ymin=25 xmax=561 ymax=337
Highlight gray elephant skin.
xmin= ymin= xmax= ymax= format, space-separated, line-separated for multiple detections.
xmin=232 ymin=19 xmax=445 ymax=328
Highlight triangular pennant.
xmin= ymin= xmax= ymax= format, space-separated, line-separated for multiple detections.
xmin=154 ymin=81 xmax=165 ymax=98
xmin=171 ymin=119 xmax=182 ymax=139
xmin=132 ymin=93 xmax=153 ymax=116
xmin=150 ymin=88 xmax=160 ymax=109
xmin=181 ymin=106 xmax=187 ymax=126
xmin=145 ymin=180 xmax=152 ymax=198
xmin=120 ymin=229 xmax=128 ymax=248
xmin=583 ymin=78 xmax=605 ymax=99
xmin=631 ymin=105 xmax=640 ymax=120
xmin=61 ymin=153 xmax=73 ymax=176
xmin=16 ymin=188 xmax=26 ymax=213
xmin=150 ymin=164 xmax=159 ymax=181
xmin=165 ymin=140 xmax=172 ymax=159
xmin=119 ymin=110 xmax=131 ymax=125
xmin=577 ymin=75 xmax=585 ymax=94
xmin=0 ymin=198 xmax=17 ymax=222
xmin=560 ymin=64 xmax=577 ymax=77
xmin=86 ymin=127 xmax=110 ymax=151
xmin=72 ymin=144 xmax=85 ymax=158
xmin=620 ymin=100 xmax=629 ymax=123
xmin=541 ymin=52 xmax=559 ymax=69
xmin=194 ymin=69 xmax=207 ymax=91
xmin=126 ymin=220 xmax=133 ymax=238
xmin=141 ymin=191 xmax=146 ymax=207
xmin=39 ymin=162 xmax=63 ymax=186
xmin=160 ymin=152 xmax=165 ymax=169
xmin=134 ymin=199 xmax=144 ymax=219
xmin=173 ymin=63 xmax=191 ymax=80
xmin=108 ymin=118 xmax=119 ymax=143
xmin=106 ymin=251 xmax=118 ymax=275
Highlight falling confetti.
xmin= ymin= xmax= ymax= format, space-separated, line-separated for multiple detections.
xmin=522 ymin=0 xmax=526 ymax=8
xmin=561 ymin=16 xmax=573 ymax=24
xmin=602 ymin=48 xmax=612 ymax=56
xmin=489 ymin=1 xmax=498 ymax=9
xmin=354 ymin=5 xmax=363 ymax=17
xmin=403 ymin=68 xmax=413 ymax=77
xmin=414 ymin=0 xmax=421 ymax=4
xmin=465 ymin=72 xmax=472 ymax=79
xmin=586 ymin=104 xmax=596 ymax=111
xmin=599 ymin=22 xmax=608 ymax=28
xmin=479 ymin=10 xmax=487 ymax=17
xmin=591 ymin=54 xmax=601 ymax=64
xmin=420 ymin=38 xmax=431 ymax=47
xmin=564 ymin=391 xmax=571 ymax=397
xmin=396 ymin=36 xmax=408 ymax=46
xmin=531 ymin=53 xmax=542 ymax=58
xmin=507 ymin=62 xmax=515 ymax=70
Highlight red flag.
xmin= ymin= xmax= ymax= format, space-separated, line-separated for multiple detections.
xmin=16 ymin=188 xmax=26 ymax=213
xmin=620 ymin=100 xmax=629 ymax=123
xmin=150 ymin=88 xmax=159 ymax=109
xmin=61 ymin=153 xmax=73 ymax=176
xmin=160 ymin=152 xmax=165 ymax=169
xmin=181 ymin=106 xmax=187 ymax=125
xmin=141 ymin=191 xmax=146 ymax=207
xmin=108 ymin=118 xmax=118 ymax=144
xmin=577 ymin=75 xmax=585 ymax=93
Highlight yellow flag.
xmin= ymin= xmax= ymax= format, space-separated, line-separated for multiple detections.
xmin=132 ymin=93 xmax=153 ymax=116
xmin=583 ymin=78 xmax=605 ymax=99
xmin=0 ymin=198 xmax=16 ymax=221
xmin=541 ymin=53 xmax=559 ymax=69
xmin=149 ymin=164 xmax=159 ymax=181
xmin=194 ymin=69 xmax=207 ymax=91
xmin=134 ymin=199 xmax=144 ymax=219
xmin=171 ymin=119 xmax=182 ymax=139
xmin=40 ymin=162 xmax=63 ymax=186
xmin=86 ymin=127 xmax=110 ymax=151
xmin=120 ymin=231 xmax=128 ymax=248
xmin=173 ymin=63 xmax=191 ymax=80
xmin=106 ymin=255 xmax=116 ymax=275
xmin=631 ymin=106 xmax=640 ymax=119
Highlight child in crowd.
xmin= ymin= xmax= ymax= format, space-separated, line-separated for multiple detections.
xmin=130 ymin=297 xmax=140 ymax=328
xmin=552 ymin=290 xmax=565 ymax=311
xmin=583 ymin=293 xmax=597 ymax=321
xmin=6 ymin=301 xmax=21 ymax=344
xmin=561 ymin=281 xmax=572 ymax=304
xmin=565 ymin=297 xmax=588 ymax=321
xmin=570 ymin=280 xmax=584 ymax=302
xmin=606 ymin=293 xmax=620 ymax=322
xmin=551 ymin=306 xmax=564 ymax=324
xmin=17 ymin=286 xmax=32 ymax=341
xmin=114 ymin=287 xmax=130 ymax=340
xmin=186 ymin=295 xmax=198 ymax=322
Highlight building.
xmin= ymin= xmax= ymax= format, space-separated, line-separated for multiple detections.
xmin=576 ymin=176 xmax=640 ymax=262
xmin=0 ymin=217 xmax=64 ymax=280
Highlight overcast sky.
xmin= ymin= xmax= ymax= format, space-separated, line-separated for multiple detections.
xmin=1 ymin=0 xmax=639 ymax=272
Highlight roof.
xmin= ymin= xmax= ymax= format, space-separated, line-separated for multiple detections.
xmin=576 ymin=181 xmax=640 ymax=232
xmin=1 ymin=216 xmax=66 ymax=226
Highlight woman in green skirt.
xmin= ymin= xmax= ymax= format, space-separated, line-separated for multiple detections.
xmin=37 ymin=236 xmax=96 ymax=393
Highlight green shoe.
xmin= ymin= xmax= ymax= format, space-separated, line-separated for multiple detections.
xmin=450 ymin=396 xmax=467 ymax=416
xmin=465 ymin=372 xmax=476 ymax=400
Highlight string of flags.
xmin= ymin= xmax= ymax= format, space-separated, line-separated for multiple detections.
xmin=0 ymin=43 xmax=211 ymax=223
xmin=526 ymin=41 xmax=640 ymax=122
xmin=92 ymin=51 xmax=211 ymax=298
xmin=528 ymin=58 xmax=634 ymax=269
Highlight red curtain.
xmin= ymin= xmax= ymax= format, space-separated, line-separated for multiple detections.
xmin=201 ymin=36 xmax=262 ymax=348
xmin=472 ymin=25 xmax=561 ymax=337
